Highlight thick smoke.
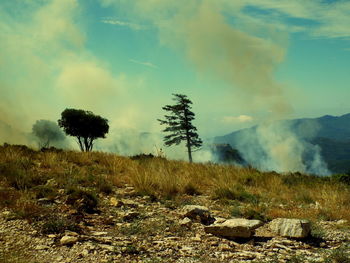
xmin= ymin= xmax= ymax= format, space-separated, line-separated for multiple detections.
xmin=31 ymin=120 xmax=68 ymax=148
xmin=102 ymin=0 xmax=330 ymax=174
xmin=235 ymin=121 xmax=330 ymax=175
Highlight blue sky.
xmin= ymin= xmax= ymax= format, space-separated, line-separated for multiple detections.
xmin=1 ymin=0 xmax=350 ymax=145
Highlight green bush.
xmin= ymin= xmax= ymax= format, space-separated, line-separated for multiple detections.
xmin=66 ymin=187 xmax=98 ymax=213
xmin=214 ymin=186 xmax=260 ymax=204
xmin=33 ymin=185 xmax=57 ymax=200
xmin=41 ymin=216 xmax=79 ymax=234
xmin=183 ymin=182 xmax=201 ymax=196
xmin=332 ymin=174 xmax=350 ymax=185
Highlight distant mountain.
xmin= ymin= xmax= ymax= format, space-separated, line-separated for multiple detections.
xmin=214 ymin=113 xmax=350 ymax=174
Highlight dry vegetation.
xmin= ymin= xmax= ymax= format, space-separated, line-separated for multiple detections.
xmin=1 ymin=144 xmax=350 ymax=224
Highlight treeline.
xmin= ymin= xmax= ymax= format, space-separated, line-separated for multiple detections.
xmin=32 ymin=94 xmax=202 ymax=162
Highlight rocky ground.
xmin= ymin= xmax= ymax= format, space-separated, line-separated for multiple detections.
xmin=1 ymin=184 xmax=350 ymax=263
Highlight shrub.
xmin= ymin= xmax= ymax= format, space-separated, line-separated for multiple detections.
xmin=11 ymin=200 xmax=47 ymax=222
xmin=183 ymin=182 xmax=201 ymax=196
xmin=41 ymin=216 xmax=79 ymax=234
xmin=214 ymin=186 xmax=260 ymax=204
xmin=0 ymin=188 xmax=20 ymax=208
xmin=66 ymin=187 xmax=98 ymax=213
xmin=33 ymin=185 xmax=57 ymax=200
xmin=96 ymin=178 xmax=113 ymax=194
xmin=332 ymin=174 xmax=350 ymax=186
xmin=324 ymin=246 xmax=350 ymax=263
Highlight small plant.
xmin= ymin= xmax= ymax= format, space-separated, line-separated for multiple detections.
xmin=66 ymin=187 xmax=98 ymax=213
xmin=123 ymin=244 xmax=139 ymax=255
xmin=96 ymin=177 xmax=113 ymax=194
xmin=119 ymin=221 xmax=142 ymax=235
xmin=11 ymin=200 xmax=47 ymax=222
xmin=183 ymin=182 xmax=201 ymax=196
xmin=310 ymin=224 xmax=326 ymax=239
xmin=41 ymin=216 xmax=79 ymax=234
xmin=230 ymin=207 xmax=243 ymax=217
xmin=243 ymin=208 xmax=268 ymax=222
xmin=323 ymin=246 xmax=350 ymax=263
xmin=0 ymin=188 xmax=20 ymax=208
xmin=332 ymin=174 xmax=350 ymax=186
xmin=214 ymin=186 xmax=260 ymax=204
xmin=33 ymin=185 xmax=57 ymax=200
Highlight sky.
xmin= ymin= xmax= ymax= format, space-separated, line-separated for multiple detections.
xmin=1 ymin=0 xmax=350 ymax=147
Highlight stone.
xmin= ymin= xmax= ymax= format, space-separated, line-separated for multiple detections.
xmin=179 ymin=217 xmax=192 ymax=227
xmin=91 ymin=231 xmax=108 ymax=236
xmin=336 ymin=219 xmax=348 ymax=225
xmin=35 ymin=245 xmax=50 ymax=250
xmin=60 ymin=236 xmax=78 ymax=246
xmin=182 ymin=205 xmax=215 ymax=225
xmin=204 ymin=218 xmax=264 ymax=238
xmin=269 ymin=218 xmax=311 ymax=238
xmin=64 ymin=230 xmax=79 ymax=237
xmin=110 ymin=197 xmax=118 ymax=206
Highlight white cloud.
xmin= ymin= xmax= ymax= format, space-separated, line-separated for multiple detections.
xmin=222 ymin=115 xmax=253 ymax=124
xmin=129 ymin=59 xmax=158 ymax=68
xmin=101 ymin=18 xmax=145 ymax=30
xmin=236 ymin=0 xmax=350 ymax=39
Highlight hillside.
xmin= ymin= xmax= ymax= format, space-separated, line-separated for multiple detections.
xmin=214 ymin=113 xmax=350 ymax=174
xmin=0 ymin=145 xmax=350 ymax=262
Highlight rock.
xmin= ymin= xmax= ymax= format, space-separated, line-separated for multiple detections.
xmin=179 ymin=217 xmax=192 ymax=227
xmin=91 ymin=231 xmax=108 ymax=236
xmin=64 ymin=230 xmax=79 ymax=237
xmin=269 ymin=218 xmax=311 ymax=238
xmin=35 ymin=245 xmax=50 ymax=250
xmin=336 ymin=219 xmax=348 ymax=225
xmin=214 ymin=217 xmax=227 ymax=224
xmin=60 ymin=236 xmax=78 ymax=246
xmin=110 ymin=197 xmax=118 ymax=206
xmin=182 ymin=205 xmax=215 ymax=225
xmin=204 ymin=218 xmax=264 ymax=238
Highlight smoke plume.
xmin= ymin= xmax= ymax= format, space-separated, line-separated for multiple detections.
xmin=31 ymin=120 xmax=67 ymax=148
xmin=102 ymin=0 xmax=329 ymax=174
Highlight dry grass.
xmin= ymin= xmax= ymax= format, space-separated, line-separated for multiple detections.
xmin=0 ymin=144 xmax=350 ymax=223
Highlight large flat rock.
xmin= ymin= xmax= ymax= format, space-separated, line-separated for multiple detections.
xmin=204 ymin=218 xmax=264 ymax=238
xmin=269 ymin=218 xmax=311 ymax=238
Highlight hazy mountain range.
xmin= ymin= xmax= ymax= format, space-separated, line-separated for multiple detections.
xmin=214 ymin=113 xmax=350 ymax=174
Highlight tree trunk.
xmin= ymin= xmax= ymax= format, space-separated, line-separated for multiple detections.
xmin=77 ymin=136 xmax=84 ymax=151
xmin=187 ymin=142 xmax=192 ymax=163
xmin=184 ymin=109 xmax=192 ymax=163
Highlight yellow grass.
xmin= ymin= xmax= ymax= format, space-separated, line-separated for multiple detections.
xmin=0 ymin=145 xmax=350 ymax=223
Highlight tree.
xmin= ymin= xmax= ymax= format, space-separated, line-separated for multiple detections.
xmin=158 ymin=94 xmax=202 ymax=162
xmin=32 ymin=120 xmax=66 ymax=148
xmin=58 ymin=108 xmax=109 ymax=152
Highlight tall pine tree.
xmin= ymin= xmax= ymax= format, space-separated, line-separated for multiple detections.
xmin=158 ymin=94 xmax=202 ymax=162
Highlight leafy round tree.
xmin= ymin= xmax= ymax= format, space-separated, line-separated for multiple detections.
xmin=58 ymin=108 xmax=109 ymax=152
xmin=158 ymin=94 xmax=202 ymax=162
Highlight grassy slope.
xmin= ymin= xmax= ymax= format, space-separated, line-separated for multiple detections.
xmin=0 ymin=144 xmax=350 ymax=223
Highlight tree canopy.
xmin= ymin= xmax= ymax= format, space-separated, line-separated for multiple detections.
xmin=158 ymin=94 xmax=202 ymax=162
xmin=58 ymin=108 xmax=109 ymax=152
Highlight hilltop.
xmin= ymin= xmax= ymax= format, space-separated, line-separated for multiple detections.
xmin=0 ymin=145 xmax=350 ymax=262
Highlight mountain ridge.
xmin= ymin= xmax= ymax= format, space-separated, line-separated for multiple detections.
xmin=214 ymin=113 xmax=350 ymax=174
